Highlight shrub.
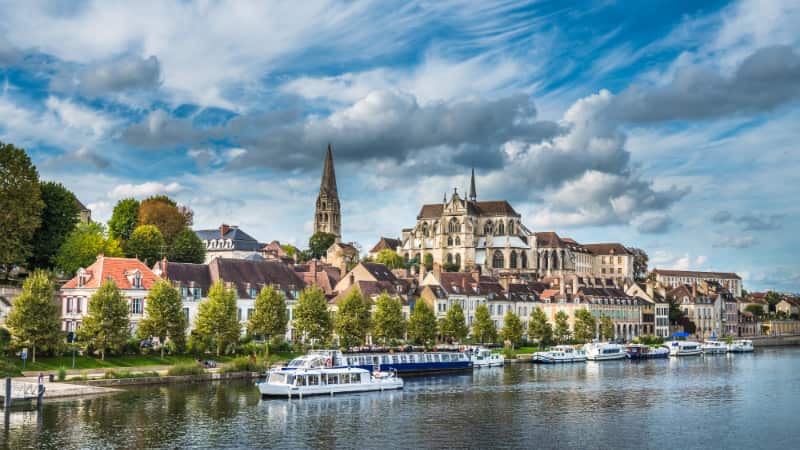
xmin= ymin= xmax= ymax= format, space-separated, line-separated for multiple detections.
xmin=220 ymin=356 xmax=269 ymax=373
xmin=0 ymin=359 xmax=22 ymax=377
xmin=167 ymin=363 xmax=204 ymax=376
xmin=123 ymin=338 xmax=141 ymax=355
xmin=269 ymin=339 xmax=293 ymax=353
xmin=57 ymin=366 xmax=67 ymax=381
xmin=237 ymin=341 xmax=258 ymax=356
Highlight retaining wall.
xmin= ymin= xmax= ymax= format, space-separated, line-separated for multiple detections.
xmin=68 ymin=371 xmax=261 ymax=387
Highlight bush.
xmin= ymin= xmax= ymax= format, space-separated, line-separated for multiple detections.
xmin=102 ymin=370 xmax=160 ymax=379
xmin=167 ymin=363 xmax=204 ymax=376
xmin=0 ymin=359 xmax=22 ymax=377
xmin=123 ymin=338 xmax=141 ymax=355
xmin=270 ymin=339 xmax=293 ymax=353
xmin=57 ymin=366 xmax=67 ymax=381
xmin=220 ymin=356 xmax=269 ymax=374
xmin=237 ymin=341 xmax=259 ymax=356
xmin=633 ymin=335 xmax=664 ymax=346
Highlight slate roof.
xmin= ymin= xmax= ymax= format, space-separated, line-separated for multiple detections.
xmin=535 ymin=232 xmax=590 ymax=252
xmin=195 ymin=226 xmax=260 ymax=252
xmin=653 ymin=269 xmax=741 ymax=280
xmin=417 ymin=200 xmax=519 ymax=219
xmin=361 ymin=263 xmax=399 ymax=283
xmin=583 ymin=243 xmax=631 ymax=255
xmin=62 ymin=256 xmax=160 ymax=289
xmin=154 ymin=261 xmax=212 ymax=293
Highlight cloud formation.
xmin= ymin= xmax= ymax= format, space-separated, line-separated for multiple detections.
xmin=108 ymin=181 xmax=185 ymax=200
xmin=740 ymin=213 xmax=784 ymax=231
xmin=713 ymin=235 xmax=756 ymax=248
xmin=637 ymin=215 xmax=673 ymax=234
xmin=52 ymin=55 xmax=161 ymax=97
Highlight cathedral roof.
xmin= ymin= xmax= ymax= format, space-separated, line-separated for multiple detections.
xmin=416 ymin=200 xmax=519 ymax=219
xmin=319 ymin=143 xmax=338 ymax=197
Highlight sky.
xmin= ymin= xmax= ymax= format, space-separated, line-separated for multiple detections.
xmin=1 ymin=0 xmax=798 ymax=292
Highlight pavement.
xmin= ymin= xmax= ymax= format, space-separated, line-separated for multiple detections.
xmin=22 ymin=365 xmax=175 ymax=378
xmin=10 ymin=377 xmax=120 ymax=399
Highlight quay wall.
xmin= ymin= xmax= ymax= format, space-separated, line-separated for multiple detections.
xmin=68 ymin=371 xmax=261 ymax=388
xmin=751 ymin=335 xmax=800 ymax=347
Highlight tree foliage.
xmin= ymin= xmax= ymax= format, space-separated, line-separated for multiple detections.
xmin=108 ymin=198 xmax=140 ymax=242
xmin=423 ymin=253 xmax=433 ymax=271
xmin=29 ymin=182 xmax=80 ymax=269
xmin=573 ymin=309 xmax=596 ymax=343
xmin=0 ymin=142 xmax=43 ymax=277
xmin=247 ymin=286 xmax=288 ymax=345
xmin=124 ymin=225 xmax=165 ymax=265
xmin=194 ymin=281 xmax=241 ymax=356
xmin=167 ymin=228 xmax=205 ymax=263
xmin=375 ymin=249 xmax=405 ymax=270
xmin=334 ymin=289 xmax=372 ymax=349
xmin=471 ymin=304 xmax=497 ymax=343
xmin=765 ymin=291 xmax=781 ymax=312
xmin=745 ymin=303 xmax=765 ymax=318
xmin=600 ymin=315 xmax=615 ymax=341
xmin=528 ymin=307 xmax=553 ymax=347
xmin=79 ymin=281 xmax=131 ymax=360
xmin=439 ymin=302 xmax=468 ymax=343
xmin=554 ymin=311 xmax=571 ymax=344
xmin=371 ymin=293 xmax=406 ymax=344
xmin=629 ymin=247 xmax=649 ymax=282
xmin=293 ymin=287 xmax=332 ymax=346
xmin=138 ymin=195 xmax=188 ymax=245
xmin=308 ymin=232 xmax=337 ymax=260
xmin=407 ymin=300 xmax=437 ymax=345
xmin=138 ymin=280 xmax=187 ymax=357
xmin=500 ymin=309 xmax=523 ymax=348
xmin=6 ymin=270 xmax=62 ymax=363
xmin=55 ymin=222 xmax=124 ymax=277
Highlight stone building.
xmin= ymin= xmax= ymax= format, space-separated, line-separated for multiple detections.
xmin=195 ymin=224 xmax=261 ymax=263
xmin=652 ymin=269 xmax=742 ymax=298
xmin=313 ymin=144 xmax=341 ymax=239
xmin=583 ymin=243 xmax=634 ymax=284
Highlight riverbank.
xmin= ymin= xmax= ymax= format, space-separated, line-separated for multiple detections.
xmin=751 ymin=335 xmax=800 ymax=346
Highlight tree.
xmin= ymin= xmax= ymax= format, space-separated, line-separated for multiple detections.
xmin=573 ymin=309 xmax=596 ymax=343
xmin=247 ymin=286 xmax=288 ymax=354
xmin=138 ymin=280 xmax=187 ymax=358
xmin=629 ymin=247 xmax=649 ymax=282
xmin=293 ymin=287 xmax=332 ymax=346
xmin=407 ymin=301 xmax=437 ymax=345
xmin=423 ymin=253 xmax=434 ymax=271
xmin=138 ymin=195 xmax=188 ymax=244
xmin=371 ymin=293 xmax=406 ymax=344
xmin=334 ymin=289 xmax=372 ymax=349
xmin=308 ymin=232 xmax=337 ymax=260
xmin=194 ymin=280 xmax=241 ymax=356
xmin=472 ymin=304 xmax=497 ymax=344
xmin=280 ymin=244 xmax=298 ymax=259
xmin=78 ymin=281 xmax=130 ymax=360
xmin=765 ymin=291 xmax=781 ymax=313
xmin=108 ymin=198 xmax=140 ymax=242
xmin=0 ymin=142 xmax=43 ymax=278
xmin=28 ymin=182 xmax=80 ymax=269
xmin=443 ymin=262 xmax=461 ymax=272
xmin=55 ymin=222 xmax=124 ymax=277
xmin=600 ymin=315 xmax=615 ymax=341
xmin=528 ymin=308 xmax=553 ymax=347
xmin=167 ymin=228 xmax=205 ymax=263
xmin=667 ymin=295 xmax=684 ymax=324
xmin=554 ymin=311 xmax=571 ymax=344
xmin=500 ymin=310 xmax=523 ymax=348
xmin=124 ymin=225 xmax=165 ymax=265
xmin=439 ymin=302 xmax=468 ymax=343
xmin=745 ymin=303 xmax=765 ymax=319
xmin=6 ymin=270 xmax=61 ymax=363
xmin=375 ymin=249 xmax=405 ymax=270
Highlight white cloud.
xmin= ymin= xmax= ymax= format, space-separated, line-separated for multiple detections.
xmin=45 ymin=97 xmax=115 ymax=138
xmin=108 ymin=181 xmax=185 ymax=200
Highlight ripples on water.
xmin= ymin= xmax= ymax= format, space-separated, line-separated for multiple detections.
xmin=2 ymin=348 xmax=799 ymax=449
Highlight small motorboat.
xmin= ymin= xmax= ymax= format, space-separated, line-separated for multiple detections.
xmin=665 ymin=340 xmax=702 ymax=356
xmin=469 ymin=347 xmax=505 ymax=368
xmin=584 ymin=342 xmax=626 ymax=361
xmin=702 ymin=340 xmax=728 ymax=354
xmin=532 ymin=345 xmax=587 ymax=363
xmin=625 ymin=344 xmax=669 ymax=359
xmin=727 ymin=340 xmax=754 ymax=353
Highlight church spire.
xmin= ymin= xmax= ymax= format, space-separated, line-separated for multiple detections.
xmin=469 ymin=166 xmax=477 ymax=202
xmin=314 ymin=143 xmax=341 ymax=238
xmin=320 ymin=143 xmax=338 ymax=196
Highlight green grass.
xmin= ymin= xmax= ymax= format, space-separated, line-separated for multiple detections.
xmin=1 ymin=354 xmax=232 ymax=372
xmin=502 ymin=346 xmax=540 ymax=356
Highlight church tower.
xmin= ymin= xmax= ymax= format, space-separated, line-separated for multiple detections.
xmin=314 ymin=144 xmax=341 ymax=238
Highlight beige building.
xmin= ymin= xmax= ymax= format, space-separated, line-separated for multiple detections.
xmin=668 ymin=284 xmax=723 ymax=339
xmin=652 ymin=269 xmax=742 ymax=298
xmin=584 ymin=243 xmax=634 ymax=284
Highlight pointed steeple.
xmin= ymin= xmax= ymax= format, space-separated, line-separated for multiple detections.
xmin=469 ymin=166 xmax=477 ymax=202
xmin=320 ymin=143 xmax=338 ymax=196
xmin=314 ymin=143 xmax=341 ymax=238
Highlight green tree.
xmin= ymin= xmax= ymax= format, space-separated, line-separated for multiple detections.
xmin=308 ymin=232 xmax=337 ymax=259
xmin=745 ymin=303 xmax=765 ymax=318
xmin=0 ymin=142 xmax=43 ymax=278
xmin=108 ymin=198 xmax=140 ymax=242
xmin=600 ymin=315 xmax=615 ymax=341
xmin=138 ymin=195 xmax=188 ymax=244
xmin=528 ymin=308 xmax=553 ymax=347
xmin=439 ymin=302 xmax=469 ymax=343
xmin=247 ymin=286 xmax=288 ymax=355
xmin=375 ymin=249 xmax=405 ymax=270
xmin=573 ymin=309 xmax=596 ymax=343
xmin=293 ymin=287 xmax=332 ymax=346
xmin=280 ymin=244 xmax=298 ymax=259
xmin=125 ymin=225 xmax=165 ymax=265
xmin=78 ymin=281 xmax=130 ymax=360
xmin=472 ymin=304 xmax=497 ymax=344
xmin=407 ymin=301 xmax=437 ymax=345
xmin=194 ymin=280 xmax=241 ymax=356
xmin=5 ymin=270 xmax=61 ymax=363
xmin=334 ymin=289 xmax=372 ymax=349
xmin=167 ymin=228 xmax=205 ymax=263
xmin=554 ymin=311 xmax=571 ymax=344
xmin=765 ymin=291 xmax=781 ymax=313
xmin=371 ymin=293 xmax=406 ymax=344
xmin=28 ymin=182 xmax=80 ymax=269
xmin=138 ymin=280 xmax=187 ymax=358
xmin=55 ymin=222 xmax=124 ymax=277
xmin=423 ymin=253 xmax=434 ymax=271
xmin=500 ymin=309 xmax=523 ymax=348
xmin=629 ymin=247 xmax=649 ymax=282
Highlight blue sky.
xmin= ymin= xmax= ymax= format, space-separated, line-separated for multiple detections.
xmin=1 ymin=0 xmax=798 ymax=292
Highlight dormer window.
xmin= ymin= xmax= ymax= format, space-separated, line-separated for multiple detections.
xmin=127 ymin=269 xmax=143 ymax=289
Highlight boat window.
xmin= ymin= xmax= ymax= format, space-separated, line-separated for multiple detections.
xmin=269 ymin=372 xmax=286 ymax=384
xmin=307 ymin=375 xmax=320 ymax=386
xmin=426 ymin=354 xmax=434 ymax=362
xmin=373 ymin=356 xmax=380 ymax=366
xmin=328 ymin=375 xmax=338 ymax=385
xmin=382 ymin=355 xmax=390 ymax=364
xmin=341 ymin=374 xmax=350 ymax=384
xmin=294 ymin=376 xmax=304 ymax=386
xmin=351 ymin=373 xmax=361 ymax=384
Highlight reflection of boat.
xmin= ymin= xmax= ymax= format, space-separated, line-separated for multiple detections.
xmin=625 ymin=344 xmax=669 ymax=359
xmin=584 ymin=342 xmax=626 ymax=361
xmin=298 ymin=350 xmax=472 ymax=375
xmin=532 ymin=345 xmax=587 ymax=363
xmin=702 ymin=340 xmax=727 ymax=354
xmin=469 ymin=348 xmax=505 ymax=368
xmin=728 ymin=340 xmax=754 ymax=353
xmin=665 ymin=340 xmax=702 ymax=356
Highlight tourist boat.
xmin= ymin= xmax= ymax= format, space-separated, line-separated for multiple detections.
xmin=300 ymin=350 xmax=472 ymax=375
xmin=469 ymin=347 xmax=505 ymax=368
xmin=532 ymin=345 xmax=587 ymax=363
xmin=257 ymin=353 xmax=402 ymax=398
xmin=583 ymin=342 xmax=626 ymax=361
xmin=702 ymin=340 xmax=728 ymax=354
xmin=727 ymin=340 xmax=754 ymax=353
xmin=665 ymin=340 xmax=702 ymax=356
xmin=624 ymin=344 xmax=669 ymax=359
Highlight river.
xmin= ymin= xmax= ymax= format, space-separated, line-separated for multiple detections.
xmin=3 ymin=347 xmax=799 ymax=449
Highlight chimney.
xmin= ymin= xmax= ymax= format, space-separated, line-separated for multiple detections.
xmin=471 ymin=268 xmax=481 ymax=284
xmin=340 ymin=258 xmax=347 ymax=278
xmin=433 ymin=262 xmax=442 ymax=280
xmin=418 ymin=261 xmax=427 ymax=285
xmin=646 ymin=280 xmax=654 ymax=298
xmin=220 ymin=224 xmax=230 ymax=237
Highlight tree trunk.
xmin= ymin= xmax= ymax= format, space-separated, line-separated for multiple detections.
xmin=101 ymin=348 xmax=105 ymax=360
xmin=161 ymin=340 xmax=165 ymax=359
xmin=32 ymin=345 xmax=36 ymax=364
xmin=265 ymin=335 xmax=270 ymax=360
xmin=216 ymin=343 xmax=221 ymax=357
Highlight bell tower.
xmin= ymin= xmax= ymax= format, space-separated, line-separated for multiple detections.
xmin=314 ymin=144 xmax=341 ymax=239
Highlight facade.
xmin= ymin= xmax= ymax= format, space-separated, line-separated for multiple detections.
xmin=534 ymin=232 xmax=592 ymax=280
xmin=292 ymin=260 xmax=342 ymax=296
xmin=652 ymin=269 xmax=742 ymax=298
xmin=332 ymin=262 xmax=414 ymax=324
xmin=75 ymin=197 xmax=92 ymax=225
xmin=368 ymin=237 xmax=402 ymax=259
xmin=583 ymin=243 xmax=634 ymax=285
xmin=537 ymin=287 xmax=646 ymax=341
xmin=776 ymin=297 xmax=800 ymax=317
xmin=195 ymin=224 xmax=261 ymax=263
xmin=0 ymin=286 xmax=19 ymax=325
xmin=626 ymin=282 xmax=670 ymax=338
xmin=668 ymin=284 xmax=723 ymax=339
xmin=313 ymin=144 xmax=341 ymax=238
xmin=326 ymin=242 xmax=359 ymax=274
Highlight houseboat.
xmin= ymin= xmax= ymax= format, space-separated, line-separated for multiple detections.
xmin=727 ymin=340 xmax=754 ymax=353
xmin=302 ymin=350 xmax=472 ymax=375
xmin=469 ymin=348 xmax=505 ymax=368
xmin=701 ymin=340 xmax=728 ymax=354
xmin=665 ymin=340 xmax=702 ymax=356
xmin=624 ymin=344 xmax=669 ymax=359
xmin=584 ymin=342 xmax=626 ymax=361
xmin=532 ymin=345 xmax=588 ymax=363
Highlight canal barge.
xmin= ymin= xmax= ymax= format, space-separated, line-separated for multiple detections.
xmin=727 ymin=340 xmax=754 ymax=353
xmin=665 ymin=340 xmax=702 ymax=356
xmin=290 ymin=350 xmax=473 ymax=375
xmin=532 ymin=345 xmax=587 ymax=363
xmin=624 ymin=344 xmax=669 ymax=359
xmin=469 ymin=348 xmax=505 ymax=368
xmin=584 ymin=342 xmax=626 ymax=361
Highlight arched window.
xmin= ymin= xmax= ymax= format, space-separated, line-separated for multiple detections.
xmin=510 ymin=251 xmax=517 ymax=268
xmin=448 ymin=218 xmax=459 ymax=233
xmin=323 ymin=213 xmax=328 ymax=222
xmin=508 ymin=221 xmax=515 ymax=235
xmin=455 ymin=253 xmax=461 ymax=269
xmin=447 ymin=236 xmax=453 ymax=246
xmin=455 ymin=236 xmax=461 ymax=246
xmin=322 ymin=201 xmax=327 ymax=210
xmin=484 ymin=221 xmax=493 ymax=235
xmin=421 ymin=222 xmax=429 ymax=237
xmin=521 ymin=252 xmax=527 ymax=269
xmin=492 ymin=251 xmax=504 ymax=269
xmin=447 ymin=253 xmax=453 ymax=264
xmin=498 ymin=222 xmax=505 ymax=235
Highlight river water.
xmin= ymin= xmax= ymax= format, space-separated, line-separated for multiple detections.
xmin=2 ymin=347 xmax=799 ymax=449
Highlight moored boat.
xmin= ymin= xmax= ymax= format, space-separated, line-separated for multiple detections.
xmin=584 ymin=342 xmax=626 ymax=361
xmin=665 ymin=340 xmax=702 ymax=356
xmin=702 ymin=340 xmax=728 ymax=354
xmin=727 ymin=340 xmax=754 ymax=353
xmin=304 ymin=350 xmax=472 ymax=375
xmin=625 ymin=344 xmax=669 ymax=359
xmin=532 ymin=345 xmax=587 ymax=363
xmin=469 ymin=347 xmax=505 ymax=368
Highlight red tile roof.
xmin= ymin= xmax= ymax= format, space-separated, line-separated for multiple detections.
xmin=369 ymin=237 xmax=402 ymax=254
xmin=583 ymin=243 xmax=631 ymax=255
xmin=62 ymin=255 xmax=161 ymax=289
xmin=653 ymin=269 xmax=741 ymax=280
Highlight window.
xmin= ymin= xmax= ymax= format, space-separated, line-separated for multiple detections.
xmin=447 ymin=237 xmax=453 ymax=246
xmin=247 ymin=308 xmax=254 ymax=320
xmin=508 ymin=221 xmax=515 ymax=234
xmin=193 ymin=287 xmax=201 ymax=299
xmin=484 ymin=221 xmax=493 ymax=235
xmin=76 ymin=298 xmax=82 ymax=314
xmin=448 ymin=218 xmax=460 ymax=233
xmin=131 ymin=298 xmax=143 ymax=315
xmin=455 ymin=236 xmax=461 ymax=246
xmin=497 ymin=222 xmax=505 ymax=235
xmin=455 ymin=253 xmax=461 ymax=268
xmin=492 ymin=251 xmax=504 ymax=269
xmin=66 ymin=297 xmax=73 ymax=313
xmin=447 ymin=253 xmax=453 ymax=264
xmin=521 ymin=252 xmax=527 ymax=269
xmin=183 ymin=308 xmax=190 ymax=322
xmin=510 ymin=252 xmax=517 ymax=269
xmin=249 ymin=287 xmax=257 ymax=298
xmin=237 ymin=308 xmax=242 ymax=322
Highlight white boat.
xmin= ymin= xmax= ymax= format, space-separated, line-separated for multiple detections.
xmin=727 ymin=340 xmax=754 ymax=353
xmin=665 ymin=340 xmax=702 ymax=356
xmin=469 ymin=348 xmax=505 ymax=368
xmin=257 ymin=353 xmax=403 ymax=398
xmin=583 ymin=342 xmax=626 ymax=361
xmin=702 ymin=340 xmax=728 ymax=354
xmin=532 ymin=345 xmax=587 ymax=363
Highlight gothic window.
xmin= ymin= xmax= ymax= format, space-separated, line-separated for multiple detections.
xmin=498 ymin=222 xmax=505 ymax=235
xmin=447 ymin=236 xmax=453 ymax=246
xmin=447 ymin=253 xmax=453 ymax=264
xmin=323 ymin=213 xmax=328 ymax=223
xmin=448 ymin=218 xmax=459 ymax=233
xmin=508 ymin=221 xmax=515 ymax=235
xmin=492 ymin=251 xmax=504 ymax=269
xmin=484 ymin=220 xmax=493 ymax=235
xmin=521 ymin=252 xmax=528 ymax=269
xmin=455 ymin=253 xmax=461 ymax=269
xmin=422 ymin=222 xmax=429 ymax=237
xmin=322 ymin=202 xmax=327 ymax=210
xmin=455 ymin=236 xmax=461 ymax=246
xmin=510 ymin=251 xmax=517 ymax=269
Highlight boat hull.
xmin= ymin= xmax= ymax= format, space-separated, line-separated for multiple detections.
xmin=350 ymin=361 xmax=472 ymax=375
xmin=532 ymin=355 xmax=586 ymax=364
xmin=258 ymin=379 xmax=403 ymax=398
xmin=586 ymin=353 xmax=626 ymax=361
